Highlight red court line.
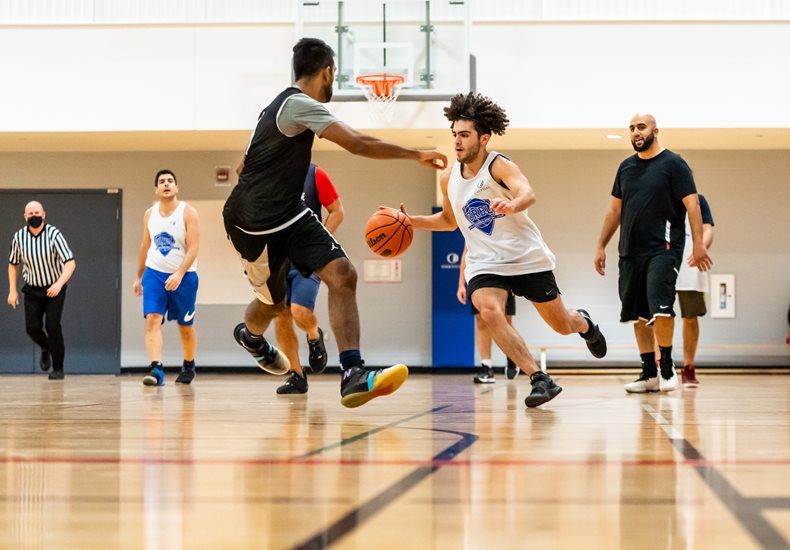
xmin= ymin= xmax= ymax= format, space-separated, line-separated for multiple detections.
xmin=2 ymin=455 xmax=790 ymax=467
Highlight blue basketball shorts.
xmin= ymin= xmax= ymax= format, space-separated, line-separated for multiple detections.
xmin=285 ymin=265 xmax=320 ymax=311
xmin=141 ymin=268 xmax=199 ymax=326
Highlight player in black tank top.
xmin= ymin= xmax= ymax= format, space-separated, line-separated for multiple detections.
xmin=224 ymin=38 xmax=447 ymax=408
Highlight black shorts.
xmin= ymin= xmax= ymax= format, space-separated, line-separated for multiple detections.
xmin=467 ymin=271 xmax=560 ymax=304
xmin=618 ymin=253 xmax=682 ymax=324
xmin=677 ymin=290 xmax=707 ymax=318
xmin=471 ymin=291 xmax=516 ymax=315
xmin=224 ymin=210 xmax=346 ymax=305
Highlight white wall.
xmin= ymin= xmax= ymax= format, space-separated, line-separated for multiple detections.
xmin=2 ymin=20 xmax=790 ymax=131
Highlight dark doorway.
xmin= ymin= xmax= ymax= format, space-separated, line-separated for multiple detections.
xmin=0 ymin=190 xmax=122 ymax=374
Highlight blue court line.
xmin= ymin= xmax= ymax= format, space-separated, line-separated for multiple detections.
xmin=291 ymin=427 xmax=479 ymax=550
xmin=295 ymin=405 xmax=451 ymax=460
xmin=643 ymin=404 xmax=789 ymax=548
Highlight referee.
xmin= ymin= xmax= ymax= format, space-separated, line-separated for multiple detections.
xmin=7 ymin=201 xmax=76 ymax=380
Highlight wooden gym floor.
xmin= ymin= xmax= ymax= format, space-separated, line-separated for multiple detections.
xmin=1 ymin=372 xmax=789 ymax=549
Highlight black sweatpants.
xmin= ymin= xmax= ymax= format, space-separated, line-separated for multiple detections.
xmin=22 ymin=284 xmax=67 ymax=371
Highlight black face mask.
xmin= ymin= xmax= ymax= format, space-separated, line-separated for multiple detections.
xmin=27 ymin=216 xmax=43 ymax=229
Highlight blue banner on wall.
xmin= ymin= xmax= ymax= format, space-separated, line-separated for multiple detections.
xmin=431 ymin=207 xmax=475 ymax=368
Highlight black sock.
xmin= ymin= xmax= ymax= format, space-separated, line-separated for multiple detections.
xmin=339 ymin=350 xmax=363 ymax=370
xmin=242 ymin=329 xmax=268 ymax=350
xmin=183 ymin=359 xmax=195 ymax=370
xmin=659 ymin=346 xmax=674 ymax=376
xmin=150 ymin=361 xmax=163 ymax=370
xmin=640 ymin=352 xmax=657 ymax=377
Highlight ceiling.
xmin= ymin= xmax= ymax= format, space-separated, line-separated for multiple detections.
xmin=1 ymin=128 xmax=789 ymax=153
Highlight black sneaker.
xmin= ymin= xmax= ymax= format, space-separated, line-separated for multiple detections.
xmin=233 ymin=323 xmax=290 ymax=375
xmin=473 ymin=364 xmax=495 ymax=384
xmin=525 ymin=371 xmax=562 ymax=407
xmin=48 ymin=369 xmax=64 ymax=380
xmin=506 ymin=358 xmax=519 ymax=380
xmin=40 ymin=349 xmax=52 ymax=371
xmin=175 ymin=367 xmax=196 ymax=385
xmin=277 ymin=372 xmax=308 ymax=394
xmin=340 ymin=364 xmax=408 ymax=408
xmin=577 ymin=309 xmax=607 ymax=358
xmin=307 ymin=328 xmax=328 ymax=374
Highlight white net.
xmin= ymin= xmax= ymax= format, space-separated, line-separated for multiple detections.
xmin=356 ymin=74 xmax=404 ymax=124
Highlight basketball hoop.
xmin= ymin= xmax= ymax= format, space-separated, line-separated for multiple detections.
xmin=356 ymin=73 xmax=406 ymax=123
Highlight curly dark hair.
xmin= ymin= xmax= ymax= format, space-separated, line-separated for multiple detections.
xmin=443 ymin=92 xmax=509 ymax=136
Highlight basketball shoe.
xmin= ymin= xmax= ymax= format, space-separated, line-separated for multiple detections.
xmin=233 ymin=323 xmax=290 ymax=375
xmin=577 ymin=309 xmax=607 ymax=358
xmin=48 ymin=369 xmax=64 ymax=380
xmin=473 ymin=364 xmax=495 ymax=384
xmin=681 ymin=364 xmax=700 ymax=387
xmin=143 ymin=363 xmax=165 ymax=386
xmin=307 ymin=328 xmax=328 ymax=374
xmin=524 ymin=371 xmax=562 ymax=407
xmin=340 ymin=364 xmax=408 ymax=408
xmin=175 ymin=365 xmax=196 ymax=385
xmin=277 ymin=371 xmax=308 ymax=395
xmin=506 ymin=358 xmax=519 ymax=380
xmin=624 ymin=370 xmax=659 ymax=393
xmin=660 ymin=362 xmax=679 ymax=392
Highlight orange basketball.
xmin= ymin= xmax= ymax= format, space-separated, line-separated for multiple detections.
xmin=365 ymin=208 xmax=413 ymax=257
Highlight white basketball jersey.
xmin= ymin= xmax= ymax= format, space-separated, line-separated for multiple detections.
xmin=675 ymin=216 xmax=708 ymax=292
xmin=448 ymin=151 xmax=556 ymax=282
xmin=145 ymin=201 xmax=197 ymax=273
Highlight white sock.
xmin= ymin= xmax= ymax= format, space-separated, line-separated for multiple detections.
xmin=481 ymin=359 xmax=492 ymax=367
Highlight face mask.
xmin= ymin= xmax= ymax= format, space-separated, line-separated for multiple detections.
xmin=27 ymin=215 xmax=43 ymax=228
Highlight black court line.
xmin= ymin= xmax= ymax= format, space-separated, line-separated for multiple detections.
xmin=295 ymin=405 xmax=451 ymax=460
xmin=291 ymin=427 xmax=479 ymax=550
xmin=643 ymin=404 xmax=790 ymax=548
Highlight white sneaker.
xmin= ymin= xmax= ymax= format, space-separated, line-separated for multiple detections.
xmin=659 ymin=368 xmax=679 ymax=392
xmin=624 ymin=372 xmax=659 ymax=393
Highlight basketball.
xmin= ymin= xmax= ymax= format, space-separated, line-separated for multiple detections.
xmin=365 ymin=208 xmax=413 ymax=257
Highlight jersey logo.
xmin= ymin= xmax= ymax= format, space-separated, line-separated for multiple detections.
xmin=154 ymin=232 xmax=177 ymax=256
xmin=463 ymin=198 xmax=504 ymax=236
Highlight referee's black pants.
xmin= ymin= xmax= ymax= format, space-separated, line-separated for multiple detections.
xmin=22 ymin=285 xmax=67 ymax=371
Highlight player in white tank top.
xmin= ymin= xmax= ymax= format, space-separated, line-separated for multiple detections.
xmin=145 ymin=201 xmax=198 ymax=273
xmin=133 ymin=170 xmax=200 ymax=386
xmin=404 ymin=93 xmax=608 ymax=408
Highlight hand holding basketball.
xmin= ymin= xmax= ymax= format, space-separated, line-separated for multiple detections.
xmin=365 ymin=207 xmax=413 ymax=257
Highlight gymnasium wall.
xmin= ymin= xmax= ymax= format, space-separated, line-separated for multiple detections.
xmin=1 ymin=148 xmax=787 ymax=366
xmin=2 ymin=20 xmax=790 ymax=131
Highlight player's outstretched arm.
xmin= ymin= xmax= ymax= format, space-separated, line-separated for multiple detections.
xmin=400 ymin=170 xmax=457 ymax=231
xmin=321 ymin=121 xmax=447 ymax=169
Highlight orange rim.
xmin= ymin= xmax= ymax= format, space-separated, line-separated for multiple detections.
xmin=356 ymin=74 xmax=406 ymax=97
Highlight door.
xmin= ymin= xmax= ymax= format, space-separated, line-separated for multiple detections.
xmin=0 ymin=190 xmax=122 ymax=374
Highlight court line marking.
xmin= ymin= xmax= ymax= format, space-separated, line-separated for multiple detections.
xmin=295 ymin=405 xmax=451 ymax=459
xmin=291 ymin=427 xmax=479 ymax=550
xmin=642 ymin=403 xmax=790 ymax=548
xmin=3 ymin=455 xmax=790 ymax=468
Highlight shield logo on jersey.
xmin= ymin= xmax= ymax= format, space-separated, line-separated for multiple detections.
xmin=154 ymin=232 xmax=176 ymax=256
xmin=463 ymin=198 xmax=504 ymax=236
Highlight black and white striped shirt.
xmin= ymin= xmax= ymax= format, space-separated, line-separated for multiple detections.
xmin=8 ymin=224 xmax=74 ymax=288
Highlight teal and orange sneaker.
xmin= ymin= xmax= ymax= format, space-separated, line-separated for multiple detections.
xmin=340 ymin=364 xmax=408 ymax=408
